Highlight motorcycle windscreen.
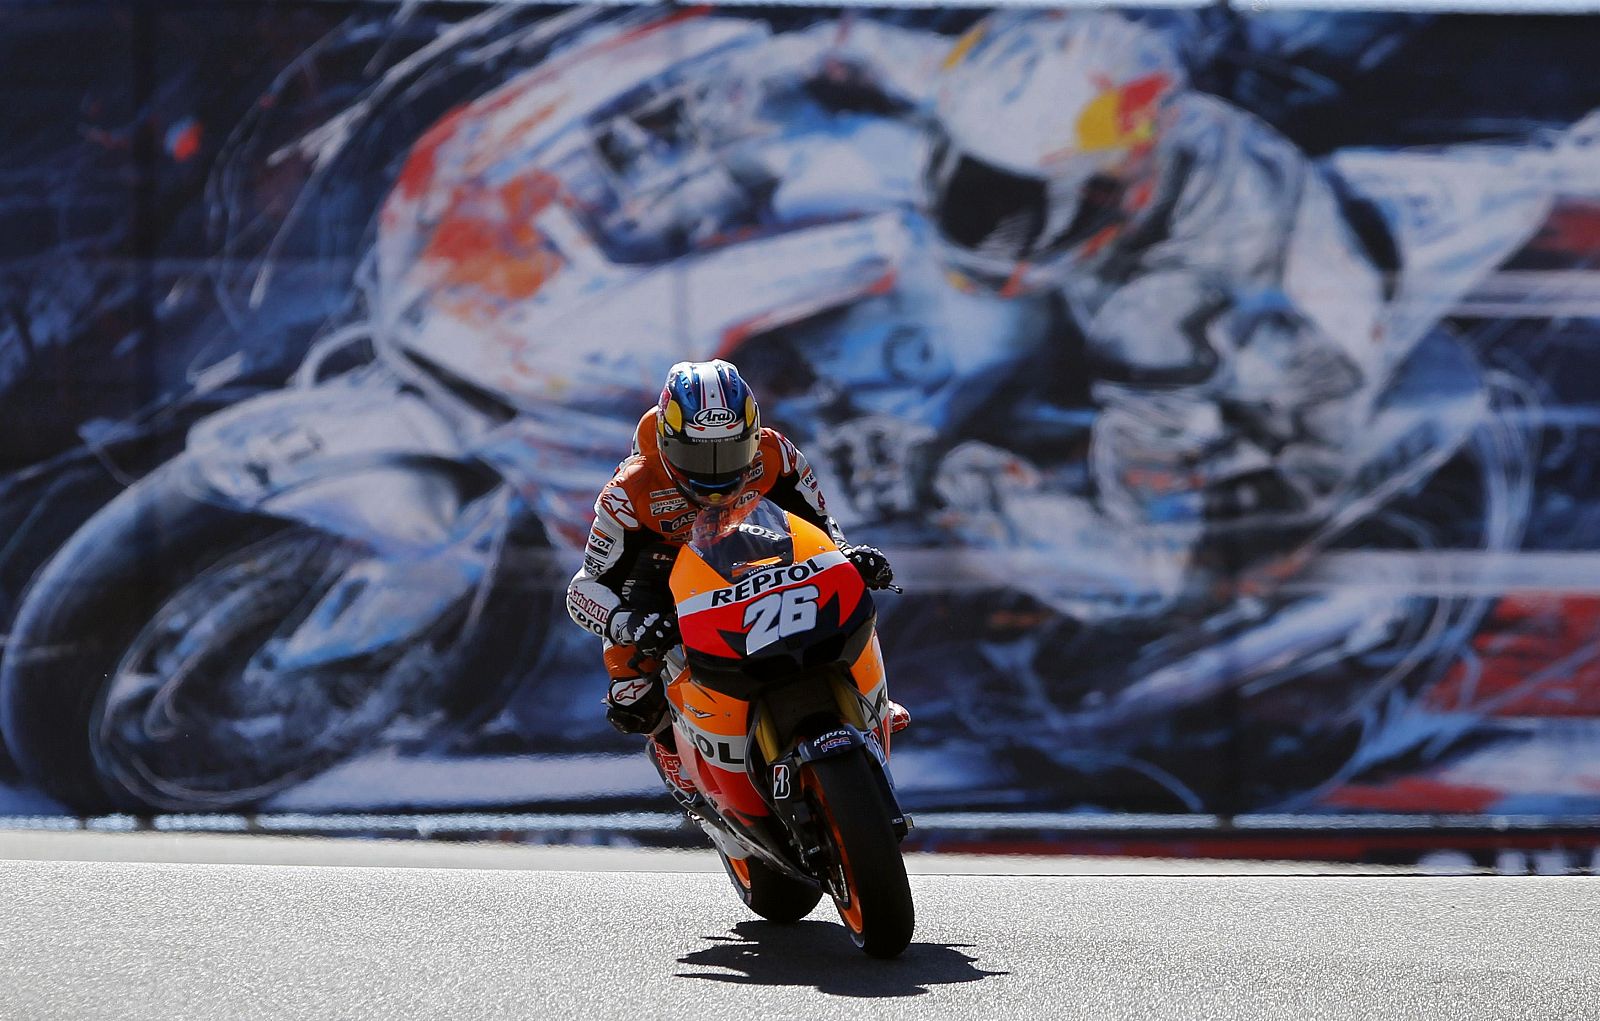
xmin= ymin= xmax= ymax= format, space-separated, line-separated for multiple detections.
xmin=685 ymin=498 xmax=795 ymax=569
xmin=672 ymin=499 xmax=875 ymax=685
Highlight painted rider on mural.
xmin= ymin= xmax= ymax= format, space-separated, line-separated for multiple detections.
xmin=784 ymin=8 xmax=1399 ymax=542
xmin=789 ymin=6 xmax=1595 ymax=597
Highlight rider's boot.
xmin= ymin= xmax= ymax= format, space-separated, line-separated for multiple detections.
xmin=887 ymin=699 xmax=911 ymax=734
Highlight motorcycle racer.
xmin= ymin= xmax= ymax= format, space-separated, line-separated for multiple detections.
xmin=566 ymin=359 xmax=905 ymax=789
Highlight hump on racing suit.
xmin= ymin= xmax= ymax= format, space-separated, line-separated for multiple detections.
xmin=565 ymin=409 xmax=846 ymax=638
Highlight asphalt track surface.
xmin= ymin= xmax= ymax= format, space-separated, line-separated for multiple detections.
xmin=2 ymin=833 xmax=1597 ymax=1020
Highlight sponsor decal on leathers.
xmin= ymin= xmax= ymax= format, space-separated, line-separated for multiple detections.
xmin=569 ymin=591 xmax=613 ymax=636
xmin=664 ymin=510 xmax=698 ymax=533
xmin=598 ymin=489 xmax=638 ymax=529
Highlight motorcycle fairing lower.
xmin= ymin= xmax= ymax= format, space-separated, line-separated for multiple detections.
xmin=663 ymin=500 xmax=899 ymax=869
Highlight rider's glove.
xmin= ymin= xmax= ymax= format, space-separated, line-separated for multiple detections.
xmin=843 ymin=544 xmax=895 ymax=590
xmin=608 ymin=609 xmax=680 ymax=658
xmin=605 ymin=675 xmax=668 ymax=736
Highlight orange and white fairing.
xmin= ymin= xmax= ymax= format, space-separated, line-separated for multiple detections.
xmin=664 ymin=508 xmax=888 ymax=821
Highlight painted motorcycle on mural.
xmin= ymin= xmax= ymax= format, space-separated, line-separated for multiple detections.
xmin=2 ymin=8 xmax=1592 ymax=812
xmin=659 ymin=497 xmax=913 ymax=957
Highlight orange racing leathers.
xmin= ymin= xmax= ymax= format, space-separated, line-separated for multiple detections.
xmin=565 ymin=408 xmax=849 ymax=685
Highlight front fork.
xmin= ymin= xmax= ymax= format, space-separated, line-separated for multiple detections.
xmin=679 ymin=673 xmax=910 ymax=884
xmin=759 ymin=721 xmax=911 ymax=884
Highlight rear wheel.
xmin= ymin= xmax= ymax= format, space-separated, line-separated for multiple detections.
xmin=718 ymin=851 xmax=822 ymax=922
xmin=804 ymin=750 xmax=914 ymax=958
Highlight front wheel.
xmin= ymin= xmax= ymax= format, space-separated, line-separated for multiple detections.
xmin=718 ymin=851 xmax=822 ymax=923
xmin=804 ymin=750 xmax=915 ymax=958
xmin=0 ymin=461 xmax=388 ymax=811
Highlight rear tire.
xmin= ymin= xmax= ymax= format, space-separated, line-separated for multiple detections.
xmin=805 ymin=749 xmax=915 ymax=958
xmin=719 ymin=851 xmax=822 ymax=922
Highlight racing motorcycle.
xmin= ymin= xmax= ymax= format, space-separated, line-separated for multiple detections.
xmin=655 ymin=497 xmax=913 ymax=958
xmin=0 ymin=319 xmax=574 ymax=813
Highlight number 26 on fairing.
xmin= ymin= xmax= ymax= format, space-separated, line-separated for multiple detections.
xmin=743 ymin=586 xmax=819 ymax=652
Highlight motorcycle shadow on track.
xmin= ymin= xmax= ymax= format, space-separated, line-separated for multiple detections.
xmin=676 ymin=920 xmax=1009 ymax=997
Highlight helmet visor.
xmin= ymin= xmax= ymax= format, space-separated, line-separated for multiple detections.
xmin=925 ymin=129 xmax=1125 ymax=270
xmin=660 ymin=430 xmax=760 ymax=495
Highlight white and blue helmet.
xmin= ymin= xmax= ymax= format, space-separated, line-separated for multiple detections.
xmin=927 ymin=12 xmax=1187 ymax=293
xmin=656 ymin=359 xmax=762 ymax=505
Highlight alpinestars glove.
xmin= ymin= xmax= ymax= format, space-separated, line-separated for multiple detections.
xmin=605 ymin=675 xmax=667 ymax=736
xmin=608 ymin=609 xmax=680 ymax=658
xmin=843 ymin=544 xmax=895 ymax=590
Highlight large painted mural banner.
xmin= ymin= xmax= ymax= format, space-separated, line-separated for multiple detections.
xmin=3 ymin=2 xmax=1600 ymax=820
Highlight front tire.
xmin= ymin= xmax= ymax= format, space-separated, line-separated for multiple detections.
xmin=0 ymin=460 xmax=380 ymax=812
xmin=1 ymin=463 xmax=289 ymax=810
xmin=719 ymin=851 xmax=823 ymax=922
xmin=804 ymin=749 xmax=915 ymax=958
